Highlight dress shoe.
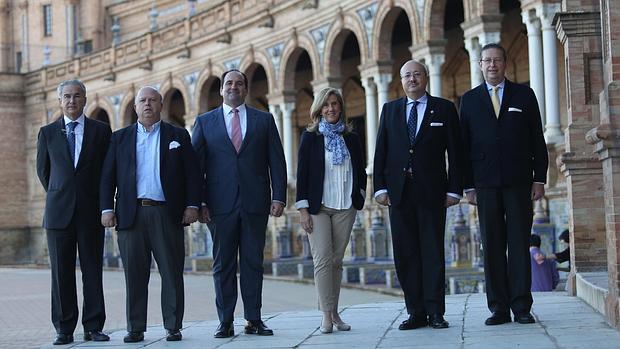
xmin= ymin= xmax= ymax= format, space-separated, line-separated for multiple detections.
xmin=214 ymin=322 xmax=234 ymax=338
xmin=84 ymin=330 xmax=110 ymax=341
xmin=332 ymin=319 xmax=351 ymax=331
xmin=244 ymin=320 xmax=274 ymax=336
xmin=123 ymin=331 xmax=144 ymax=343
xmin=514 ymin=312 xmax=536 ymax=324
xmin=53 ymin=334 xmax=73 ymax=345
xmin=429 ymin=314 xmax=449 ymax=329
xmin=166 ymin=329 xmax=182 ymax=341
xmin=398 ymin=315 xmax=428 ymax=330
xmin=485 ymin=312 xmax=512 ymax=326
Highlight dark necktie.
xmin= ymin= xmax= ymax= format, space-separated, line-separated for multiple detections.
xmin=407 ymin=101 xmax=418 ymax=145
xmin=66 ymin=121 xmax=77 ymax=167
xmin=230 ymin=109 xmax=242 ymax=153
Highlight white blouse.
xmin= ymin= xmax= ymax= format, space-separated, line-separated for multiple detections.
xmin=321 ymin=144 xmax=353 ymax=210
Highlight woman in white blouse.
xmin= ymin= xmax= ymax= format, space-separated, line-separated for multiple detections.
xmin=295 ymin=87 xmax=367 ymax=333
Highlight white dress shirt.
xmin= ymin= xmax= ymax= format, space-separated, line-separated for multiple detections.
xmin=322 ymin=146 xmax=353 ymax=210
xmin=136 ymin=120 xmax=165 ymax=201
xmin=64 ymin=114 xmax=84 ymax=168
xmin=222 ymin=103 xmax=248 ymax=140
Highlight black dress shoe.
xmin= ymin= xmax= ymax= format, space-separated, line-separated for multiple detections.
xmin=214 ymin=322 xmax=234 ymax=338
xmin=244 ymin=320 xmax=274 ymax=336
xmin=123 ymin=331 xmax=144 ymax=343
xmin=429 ymin=314 xmax=449 ymax=329
xmin=84 ymin=330 xmax=110 ymax=341
xmin=514 ymin=312 xmax=536 ymax=324
xmin=398 ymin=315 xmax=428 ymax=330
xmin=53 ymin=334 xmax=73 ymax=345
xmin=485 ymin=312 xmax=512 ymax=325
xmin=166 ymin=329 xmax=182 ymax=341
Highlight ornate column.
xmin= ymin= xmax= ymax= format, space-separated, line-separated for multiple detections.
xmin=268 ymin=104 xmax=282 ymax=140
xmin=463 ymin=38 xmax=482 ymax=88
xmin=0 ymin=0 xmax=10 ymax=72
xmin=426 ymin=54 xmax=445 ymax=97
xmin=521 ymin=8 xmax=546 ymax=125
xmin=555 ymin=11 xmax=607 ymax=298
xmin=360 ymin=76 xmax=377 ymax=174
xmin=280 ymin=102 xmax=295 ymax=184
xmin=374 ymin=72 xmax=392 ymax=112
xmin=18 ymin=1 xmax=28 ymax=72
xmin=538 ymin=3 xmax=563 ymax=143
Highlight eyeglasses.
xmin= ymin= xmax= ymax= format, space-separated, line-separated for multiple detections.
xmin=480 ymin=58 xmax=504 ymax=65
xmin=400 ymin=72 xmax=424 ymax=80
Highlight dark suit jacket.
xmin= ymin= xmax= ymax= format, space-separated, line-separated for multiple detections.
xmin=37 ymin=117 xmax=112 ymax=229
xmin=459 ymin=79 xmax=548 ymax=189
xmin=191 ymin=105 xmax=287 ymax=216
xmin=295 ymin=130 xmax=367 ymax=215
xmin=100 ymin=121 xmax=201 ymax=230
xmin=373 ymin=94 xmax=463 ymax=207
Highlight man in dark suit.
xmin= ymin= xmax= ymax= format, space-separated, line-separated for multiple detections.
xmin=192 ymin=69 xmax=287 ymax=338
xmin=100 ymin=86 xmax=201 ymax=343
xmin=374 ymin=60 xmax=463 ymax=330
xmin=460 ymin=43 xmax=548 ymax=325
xmin=36 ymin=79 xmax=111 ymax=345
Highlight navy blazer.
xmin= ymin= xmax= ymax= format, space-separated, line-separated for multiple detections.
xmin=459 ymin=79 xmax=548 ymax=188
xmin=295 ymin=130 xmax=367 ymax=215
xmin=99 ymin=121 xmax=201 ymax=230
xmin=373 ymin=94 xmax=464 ymax=207
xmin=191 ymin=105 xmax=287 ymax=216
xmin=37 ymin=117 xmax=111 ymax=229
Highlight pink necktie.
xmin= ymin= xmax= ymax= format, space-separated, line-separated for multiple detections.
xmin=231 ymin=108 xmax=242 ymax=152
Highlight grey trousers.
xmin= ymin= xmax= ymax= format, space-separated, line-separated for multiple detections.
xmin=308 ymin=205 xmax=357 ymax=311
xmin=117 ymin=205 xmax=185 ymax=332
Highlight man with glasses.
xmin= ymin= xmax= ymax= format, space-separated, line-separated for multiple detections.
xmin=374 ymin=60 xmax=463 ymax=330
xmin=460 ymin=43 xmax=548 ymax=325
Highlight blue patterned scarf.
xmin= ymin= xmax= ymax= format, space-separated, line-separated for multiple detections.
xmin=318 ymin=118 xmax=349 ymax=165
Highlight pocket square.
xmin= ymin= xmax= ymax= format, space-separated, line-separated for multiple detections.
xmin=169 ymin=141 xmax=181 ymax=149
xmin=430 ymin=122 xmax=444 ymax=127
xmin=508 ymin=107 xmax=522 ymax=112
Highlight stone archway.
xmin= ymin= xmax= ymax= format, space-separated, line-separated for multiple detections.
xmin=90 ymin=107 xmax=110 ymax=125
xmin=198 ymin=76 xmax=222 ymax=114
xmin=163 ymin=88 xmax=186 ymax=127
xmin=245 ymin=63 xmax=269 ymax=112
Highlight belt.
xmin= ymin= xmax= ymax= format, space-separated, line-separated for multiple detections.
xmin=138 ymin=198 xmax=165 ymax=206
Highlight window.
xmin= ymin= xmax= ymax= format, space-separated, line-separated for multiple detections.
xmin=15 ymin=52 xmax=22 ymax=73
xmin=83 ymin=40 xmax=93 ymax=54
xmin=43 ymin=4 xmax=52 ymax=37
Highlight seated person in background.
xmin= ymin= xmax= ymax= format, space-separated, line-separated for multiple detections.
xmin=530 ymin=234 xmax=559 ymax=292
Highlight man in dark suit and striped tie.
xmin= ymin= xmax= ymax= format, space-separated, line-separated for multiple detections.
xmin=36 ymin=79 xmax=111 ymax=345
xmin=192 ymin=69 xmax=287 ymax=338
xmin=374 ymin=60 xmax=463 ymax=331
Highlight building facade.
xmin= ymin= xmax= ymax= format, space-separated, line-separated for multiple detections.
xmin=0 ymin=0 xmax=618 ymax=327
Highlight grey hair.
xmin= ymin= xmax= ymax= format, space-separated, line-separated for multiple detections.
xmin=135 ymin=86 xmax=164 ymax=104
xmin=57 ymin=79 xmax=86 ymax=98
xmin=400 ymin=59 xmax=429 ymax=77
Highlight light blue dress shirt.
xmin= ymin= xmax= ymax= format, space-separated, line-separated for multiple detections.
xmin=136 ymin=121 xmax=165 ymax=201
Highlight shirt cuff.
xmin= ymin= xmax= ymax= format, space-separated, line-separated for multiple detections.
xmin=101 ymin=209 xmax=114 ymax=214
xmin=464 ymin=188 xmax=475 ymax=193
xmin=295 ymin=200 xmax=309 ymax=210
xmin=534 ymin=182 xmax=545 ymax=185
xmin=447 ymin=192 xmax=462 ymax=200
xmin=374 ymin=189 xmax=388 ymax=198
xmin=186 ymin=206 xmax=199 ymax=210
xmin=272 ymin=200 xmax=285 ymax=205
xmin=361 ymin=189 xmax=366 ymax=200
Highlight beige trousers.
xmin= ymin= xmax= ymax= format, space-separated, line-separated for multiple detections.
xmin=308 ymin=205 xmax=357 ymax=311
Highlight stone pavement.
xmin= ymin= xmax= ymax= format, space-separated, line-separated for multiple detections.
xmin=39 ymin=292 xmax=620 ymax=349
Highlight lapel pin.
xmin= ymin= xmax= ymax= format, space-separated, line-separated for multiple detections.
xmin=430 ymin=110 xmax=434 ymax=114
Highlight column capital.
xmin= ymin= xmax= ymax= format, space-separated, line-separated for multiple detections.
xmin=374 ymin=72 xmax=392 ymax=87
xmin=358 ymin=61 xmax=392 ymax=80
xmin=537 ymin=2 xmax=561 ymax=28
xmin=461 ymin=14 xmax=503 ymax=40
xmin=311 ymin=77 xmax=342 ymax=93
xmin=521 ymin=8 xmax=542 ymax=34
xmin=267 ymin=90 xmax=296 ymax=106
xmin=410 ymin=40 xmax=447 ymax=59
xmin=360 ymin=75 xmax=376 ymax=90
xmin=424 ymin=53 xmax=445 ymax=72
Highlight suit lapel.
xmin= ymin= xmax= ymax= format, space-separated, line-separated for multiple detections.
xmin=499 ymin=79 xmax=513 ymax=118
xmin=413 ymin=94 xmax=434 ymax=147
xmin=477 ymin=83 xmax=497 ymax=121
xmin=52 ymin=118 xmax=74 ymax=170
xmin=75 ymin=117 xmax=94 ymax=171
xmin=128 ymin=123 xmax=138 ymax=185
xmin=159 ymin=121 xmax=169 ymax=181
xmin=239 ymin=106 xmax=255 ymax=154
xmin=395 ymin=97 xmax=410 ymax=146
xmin=217 ymin=106 xmax=238 ymax=154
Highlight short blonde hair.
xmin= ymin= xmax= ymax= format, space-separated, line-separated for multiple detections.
xmin=307 ymin=87 xmax=352 ymax=133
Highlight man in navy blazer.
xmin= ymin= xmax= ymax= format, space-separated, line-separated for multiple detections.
xmin=374 ymin=60 xmax=463 ymax=330
xmin=192 ymin=70 xmax=286 ymax=338
xmin=100 ymin=86 xmax=201 ymax=343
xmin=37 ymin=79 xmax=111 ymax=345
xmin=460 ymin=43 xmax=548 ymax=326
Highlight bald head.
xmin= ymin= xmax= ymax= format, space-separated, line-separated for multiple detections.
xmin=400 ymin=60 xmax=429 ymax=100
xmin=134 ymin=86 xmax=163 ymax=129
